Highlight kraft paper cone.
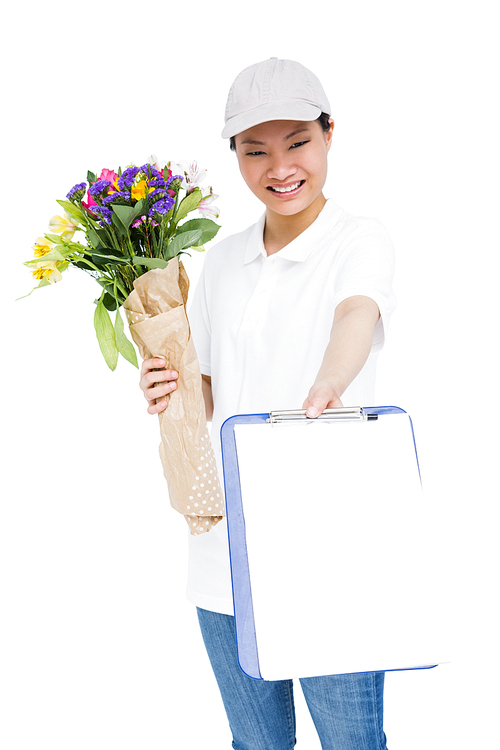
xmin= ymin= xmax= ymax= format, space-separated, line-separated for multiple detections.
xmin=123 ymin=257 xmax=224 ymax=535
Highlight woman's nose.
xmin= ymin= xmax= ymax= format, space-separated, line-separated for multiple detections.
xmin=267 ymin=155 xmax=297 ymax=181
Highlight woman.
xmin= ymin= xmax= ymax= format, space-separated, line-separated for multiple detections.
xmin=140 ymin=58 xmax=395 ymax=749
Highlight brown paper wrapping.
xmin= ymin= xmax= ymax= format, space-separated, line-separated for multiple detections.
xmin=123 ymin=257 xmax=224 ymax=535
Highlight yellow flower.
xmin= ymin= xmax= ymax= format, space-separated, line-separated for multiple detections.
xmin=48 ymin=212 xmax=79 ymax=240
xmin=33 ymin=236 xmax=55 ymax=257
xmin=31 ymin=261 xmax=63 ymax=284
xmin=131 ymin=179 xmax=150 ymax=201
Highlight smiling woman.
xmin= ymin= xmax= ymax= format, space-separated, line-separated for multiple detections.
xmin=139 ymin=56 xmax=396 ymax=749
xmin=234 ymin=117 xmax=334 ymax=253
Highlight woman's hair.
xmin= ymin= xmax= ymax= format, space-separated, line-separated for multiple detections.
xmin=229 ymin=112 xmax=331 ymax=151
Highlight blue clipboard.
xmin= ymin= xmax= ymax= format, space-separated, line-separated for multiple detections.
xmin=220 ymin=406 xmax=445 ymax=681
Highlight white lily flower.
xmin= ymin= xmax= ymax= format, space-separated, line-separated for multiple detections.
xmin=148 ymin=154 xmax=170 ymax=172
xmin=164 ymin=160 xmax=187 ymax=187
xmin=198 ymin=190 xmax=220 ymax=218
xmin=183 ymin=161 xmax=207 ymax=192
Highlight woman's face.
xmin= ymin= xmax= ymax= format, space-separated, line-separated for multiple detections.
xmin=234 ymin=118 xmax=334 ymax=219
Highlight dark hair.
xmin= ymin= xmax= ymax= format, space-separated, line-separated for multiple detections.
xmin=229 ymin=112 xmax=331 ymax=151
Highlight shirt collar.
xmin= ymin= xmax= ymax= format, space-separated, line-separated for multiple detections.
xmin=243 ymin=199 xmax=340 ymax=265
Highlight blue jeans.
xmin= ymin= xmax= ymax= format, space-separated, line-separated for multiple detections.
xmin=197 ymin=607 xmax=388 ymax=750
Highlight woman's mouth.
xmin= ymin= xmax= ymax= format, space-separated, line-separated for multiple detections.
xmin=267 ymin=180 xmax=305 ymax=195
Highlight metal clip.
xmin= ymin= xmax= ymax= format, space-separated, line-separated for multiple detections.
xmin=267 ymin=407 xmax=367 ymax=425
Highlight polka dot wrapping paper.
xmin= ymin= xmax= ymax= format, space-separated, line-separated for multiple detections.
xmin=124 ymin=257 xmax=224 ymax=534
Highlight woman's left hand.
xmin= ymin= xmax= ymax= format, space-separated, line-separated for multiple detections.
xmin=302 ymin=380 xmax=343 ymax=418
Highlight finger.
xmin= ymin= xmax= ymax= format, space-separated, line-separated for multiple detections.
xmin=147 ymin=398 xmax=169 ymax=415
xmin=141 ymin=357 xmax=167 ymax=376
xmin=143 ymin=369 xmax=178 ymax=388
xmin=305 ymin=397 xmax=329 ymax=418
xmin=144 ymin=380 xmax=177 ymax=402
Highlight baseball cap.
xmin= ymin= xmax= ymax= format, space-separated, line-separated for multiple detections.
xmin=222 ymin=58 xmax=331 ymax=139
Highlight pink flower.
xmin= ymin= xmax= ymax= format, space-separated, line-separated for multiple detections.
xmin=82 ymin=193 xmax=97 ymax=211
xmin=99 ymin=168 xmax=119 ymax=183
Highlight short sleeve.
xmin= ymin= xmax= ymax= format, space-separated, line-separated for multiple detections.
xmin=188 ymin=261 xmax=212 ymax=376
xmin=332 ymin=220 xmax=396 ymax=352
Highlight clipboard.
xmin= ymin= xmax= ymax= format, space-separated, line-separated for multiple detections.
xmin=220 ymin=406 xmax=447 ymax=681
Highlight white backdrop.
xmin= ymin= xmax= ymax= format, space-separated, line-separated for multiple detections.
xmin=2 ymin=1 xmax=498 ymax=747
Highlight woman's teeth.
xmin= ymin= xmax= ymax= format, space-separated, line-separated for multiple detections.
xmin=269 ymin=181 xmax=303 ymax=193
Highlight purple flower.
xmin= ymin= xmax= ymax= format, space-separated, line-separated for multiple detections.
xmin=117 ymin=166 xmax=140 ymax=191
xmin=89 ymin=179 xmax=112 ymax=197
xmin=148 ymin=196 xmax=175 ymax=218
xmin=67 ymin=182 xmax=87 ymax=202
xmin=166 ymin=175 xmax=183 ymax=190
xmin=91 ymin=206 xmax=112 ymax=226
xmin=102 ymin=191 xmax=131 ymax=205
xmin=132 ymin=215 xmax=159 ymax=229
xmin=140 ymin=164 xmax=162 ymax=181
xmin=148 ymin=188 xmax=167 ymax=201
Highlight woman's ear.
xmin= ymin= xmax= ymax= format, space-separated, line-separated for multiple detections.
xmin=326 ymin=118 xmax=335 ymax=151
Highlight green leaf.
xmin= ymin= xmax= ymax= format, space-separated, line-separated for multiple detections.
xmin=103 ymin=293 xmax=117 ymax=311
xmin=131 ymin=256 xmax=169 ymax=269
xmin=91 ymin=251 xmax=129 ymax=265
xmin=24 ymin=247 xmax=67 ymax=265
xmin=175 ymin=218 xmax=220 ymax=245
xmin=87 ymin=171 xmax=96 ymax=184
xmin=112 ymin=199 xmax=147 ymax=230
xmin=111 ymin=210 xmax=128 ymax=236
xmin=115 ymin=308 xmax=138 ymax=368
xmin=94 ymin=296 xmax=118 ymax=370
xmin=173 ymin=189 xmax=203 ymax=224
xmin=87 ymin=227 xmax=107 ymax=250
xmin=44 ymin=233 xmax=67 ymax=244
xmin=56 ymin=199 xmax=85 ymax=224
xmin=166 ymin=229 xmax=203 ymax=258
xmin=15 ymin=278 xmax=50 ymax=301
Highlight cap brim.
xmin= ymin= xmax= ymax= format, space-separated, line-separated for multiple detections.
xmin=221 ymin=100 xmax=322 ymax=139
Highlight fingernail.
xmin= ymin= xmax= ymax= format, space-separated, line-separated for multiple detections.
xmin=308 ymin=407 xmax=319 ymax=417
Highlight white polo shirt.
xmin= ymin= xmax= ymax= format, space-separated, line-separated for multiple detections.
xmin=186 ymin=198 xmax=396 ymax=615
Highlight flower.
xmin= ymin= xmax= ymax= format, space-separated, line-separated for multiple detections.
xmin=131 ymin=179 xmax=150 ymax=202
xmin=48 ymin=212 xmax=79 ymax=240
xmin=89 ymin=179 xmax=112 ymax=198
xmin=33 ymin=236 xmax=55 ymax=257
xmin=91 ymin=206 xmax=112 ymax=225
xmin=102 ymin=191 xmax=131 ymax=205
xmin=148 ymin=155 xmax=172 ymax=178
xmin=118 ymin=166 xmax=140 ymax=191
xmin=198 ymin=189 xmax=220 ymax=218
xmin=82 ymin=192 xmax=97 ymax=211
xmin=183 ymin=161 xmax=207 ymax=193
xmin=31 ymin=260 xmax=63 ymax=283
xmin=67 ymin=182 xmax=87 ymax=203
xmin=148 ymin=196 xmax=175 ymax=219
xmin=99 ymin=168 xmax=118 ymax=184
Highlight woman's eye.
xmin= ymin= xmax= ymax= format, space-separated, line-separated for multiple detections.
xmin=290 ymin=140 xmax=309 ymax=149
xmin=246 ymin=151 xmax=265 ymax=156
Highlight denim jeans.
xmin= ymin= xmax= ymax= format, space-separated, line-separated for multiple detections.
xmin=197 ymin=607 xmax=388 ymax=750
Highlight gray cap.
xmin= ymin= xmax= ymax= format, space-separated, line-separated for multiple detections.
xmin=222 ymin=58 xmax=331 ymax=139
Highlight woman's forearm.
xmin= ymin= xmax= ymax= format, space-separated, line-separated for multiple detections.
xmin=303 ymin=295 xmax=380 ymax=416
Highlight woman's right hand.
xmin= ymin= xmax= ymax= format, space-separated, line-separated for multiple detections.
xmin=139 ymin=357 xmax=179 ymax=415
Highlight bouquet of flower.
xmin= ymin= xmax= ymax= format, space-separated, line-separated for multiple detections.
xmin=25 ymin=157 xmax=220 ymax=370
xmin=24 ymin=157 xmax=224 ymax=534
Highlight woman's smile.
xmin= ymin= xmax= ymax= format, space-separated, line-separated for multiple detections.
xmin=267 ymin=179 xmax=306 ymax=196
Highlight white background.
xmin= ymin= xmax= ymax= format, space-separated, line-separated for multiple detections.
xmin=2 ymin=0 xmax=498 ymax=747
